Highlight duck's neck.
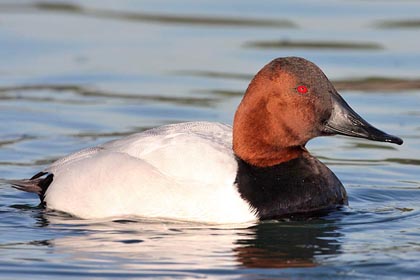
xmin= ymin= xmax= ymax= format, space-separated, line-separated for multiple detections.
xmin=234 ymin=142 xmax=307 ymax=167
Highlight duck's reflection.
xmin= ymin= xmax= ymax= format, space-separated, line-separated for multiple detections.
xmin=32 ymin=212 xmax=343 ymax=270
xmin=233 ymin=220 xmax=342 ymax=268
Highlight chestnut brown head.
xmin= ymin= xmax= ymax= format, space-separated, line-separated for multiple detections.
xmin=233 ymin=57 xmax=402 ymax=167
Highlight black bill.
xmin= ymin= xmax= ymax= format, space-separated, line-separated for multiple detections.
xmin=323 ymin=91 xmax=403 ymax=145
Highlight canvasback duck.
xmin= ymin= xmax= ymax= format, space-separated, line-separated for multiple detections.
xmin=10 ymin=57 xmax=403 ymax=223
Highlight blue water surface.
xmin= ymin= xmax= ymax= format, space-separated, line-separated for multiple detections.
xmin=0 ymin=1 xmax=419 ymax=279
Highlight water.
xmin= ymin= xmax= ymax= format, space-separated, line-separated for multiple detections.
xmin=1 ymin=0 xmax=420 ymax=279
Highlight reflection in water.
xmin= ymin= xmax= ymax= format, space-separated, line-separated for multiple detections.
xmin=234 ymin=221 xmax=342 ymax=269
xmin=23 ymin=213 xmax=343 ymax=272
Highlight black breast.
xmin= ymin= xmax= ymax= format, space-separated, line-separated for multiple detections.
xmin=235 ymin=155 xmax=348 ymax=220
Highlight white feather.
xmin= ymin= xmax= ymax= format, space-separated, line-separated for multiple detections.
xmin=44 ymin=122 xmax=257 ymax=223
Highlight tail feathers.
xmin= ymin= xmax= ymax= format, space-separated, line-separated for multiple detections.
xmin=9 ymin=178 xmax=45 ymax=194
xmin=7 ymin=172 xmax=53 ymax=200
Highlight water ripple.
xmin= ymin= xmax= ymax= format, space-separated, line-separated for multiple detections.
xmin=1 ymin=2 xmax=297 ymax=28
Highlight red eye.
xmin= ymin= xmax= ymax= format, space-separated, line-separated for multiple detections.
xmin=297 ymin=85 xmax=308 ymax=94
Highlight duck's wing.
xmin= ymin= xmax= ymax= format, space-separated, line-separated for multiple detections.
xmin=46 ymin=121 xmax=236 ymax=184
xmin=102 ymin=122 xmax=235 ymax=183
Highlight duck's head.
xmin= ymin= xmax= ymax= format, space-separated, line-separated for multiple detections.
xmin=233 ymin=57 xmax=403 ymax=167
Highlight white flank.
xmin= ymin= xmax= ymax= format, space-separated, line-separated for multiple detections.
xmin=44 ymin=122 xmax=257 ymax=224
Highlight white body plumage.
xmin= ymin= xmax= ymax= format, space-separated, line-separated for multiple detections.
xmin=44 ymin=122 xmax=257 ymax=223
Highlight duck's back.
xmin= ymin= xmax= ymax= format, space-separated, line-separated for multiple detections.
xmin=44 ymin=122 xmax=256 ymax=223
